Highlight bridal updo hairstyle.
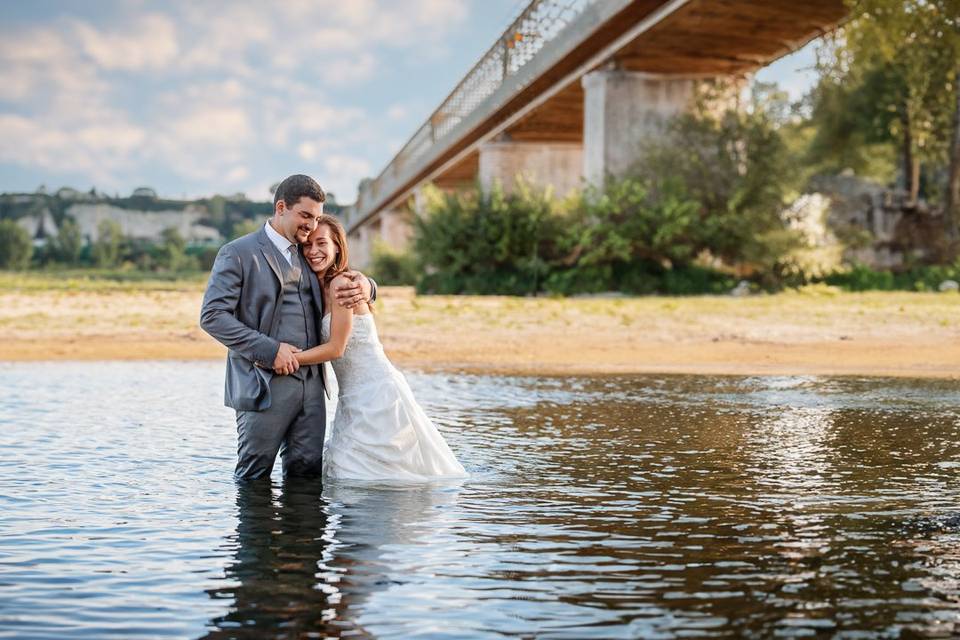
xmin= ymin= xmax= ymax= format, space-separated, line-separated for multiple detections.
xmin=315 ymin=214 xmax=349 ymax=285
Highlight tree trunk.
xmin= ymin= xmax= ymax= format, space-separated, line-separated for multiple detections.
xmin=945 ymin=68 xmax=960 ymax=241
xmin=902 ymin=108 xmax=918 ymax=206
xmin=909 ymin=157 xmax=921 ymax=205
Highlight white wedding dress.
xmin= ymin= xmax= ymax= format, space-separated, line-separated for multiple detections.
xmin=320 ymin=312 xmax=467 ymax=481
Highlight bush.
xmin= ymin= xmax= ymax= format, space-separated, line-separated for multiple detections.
xmin=544 ymin=177 xmax=704 ymax=294
xmin=409 ymin=88 xmax=804 ymax=296
xmin=155 ymin=227 xmax=199 ymax=271
xmin=190 ymin=245 xmax=221 ymax=272
xmin=92 ymin=220 xmax=123 ymax=268
xmin=661 ymin=265 xmax=737 ymax=295
xmin=369 ymin=243 xmax=418 ymax=286
xmin=823 ymin=262 xmax=960 ymax=291
xmin=0 ymin=220 xmax=33 ymax=269
xmin=48 ymin=217 xmax=83 ymax=265
xmin=413 ymin=181 xmax=566 ymax=295
xmin=634 ymin=85 xmax=803 ymax=280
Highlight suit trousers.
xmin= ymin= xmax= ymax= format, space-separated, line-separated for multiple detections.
xmin=234 ymin=368 xmax=326 ymax=481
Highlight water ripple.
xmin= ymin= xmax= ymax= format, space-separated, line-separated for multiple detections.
xmin=1 ymin=363 xmax=959 ymax=637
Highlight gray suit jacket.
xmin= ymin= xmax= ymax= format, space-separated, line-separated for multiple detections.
xmin=199 ymin=226 xmax=326 ymax=412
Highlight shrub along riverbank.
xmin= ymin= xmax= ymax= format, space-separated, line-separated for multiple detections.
xmin=367 ymin=91 xmax=960 ymax=296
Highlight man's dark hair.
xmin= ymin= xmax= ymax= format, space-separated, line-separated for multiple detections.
xmin=273 ymin=174 xmax=326 ymax=208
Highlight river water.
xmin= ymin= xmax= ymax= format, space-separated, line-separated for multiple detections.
xmin=1 ymin=362 xmax=959 ymax=638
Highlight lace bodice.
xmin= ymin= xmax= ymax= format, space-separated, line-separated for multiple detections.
xmin=321 ymin=313 xmax=393 ymax=396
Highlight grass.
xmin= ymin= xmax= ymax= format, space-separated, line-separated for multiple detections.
xmin=1 ymin=270 xmax=957 ymax=328
xmin=0 ymin=269 xmax=208 ymax=293
xmin=0 ymin=273 xmax=957 ymax=376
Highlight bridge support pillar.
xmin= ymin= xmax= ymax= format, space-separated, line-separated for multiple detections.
xmin=348 ymin=209 xmax=412 ymax=270
xmin=348 ymin=222 xmax=375 ymax=270
xmin=380 ymin=208 xmax=413 ymax=251
xmin=582 ymin=69 xmax=698 ymax=185
xmin=478 ymin=140 xmax=583 ymax=198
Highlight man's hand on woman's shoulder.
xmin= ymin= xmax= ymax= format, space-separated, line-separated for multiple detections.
xmin=334 ymin=271 xmax=373 ymax=309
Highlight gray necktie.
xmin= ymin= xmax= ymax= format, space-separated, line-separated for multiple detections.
xmin=288 ymin=243 xmax=298 ymax=267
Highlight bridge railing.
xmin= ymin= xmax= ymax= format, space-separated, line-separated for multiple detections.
xmin=348 ymin=0 xmax=595 ymax=229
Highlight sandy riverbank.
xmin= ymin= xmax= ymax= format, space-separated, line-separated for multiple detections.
xmin=1 ymin=278 xmax=958 ymax=379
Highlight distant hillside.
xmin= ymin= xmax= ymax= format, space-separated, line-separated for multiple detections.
xmin=0 ymin=187 xmax=345 ymax=245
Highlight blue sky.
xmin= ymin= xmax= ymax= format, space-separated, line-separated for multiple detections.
xmin=0 ymin=1 xmax=818 ymax=203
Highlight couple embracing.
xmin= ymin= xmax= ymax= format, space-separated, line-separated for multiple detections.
xmin=200 ymin=174 xmax=465 ymax=482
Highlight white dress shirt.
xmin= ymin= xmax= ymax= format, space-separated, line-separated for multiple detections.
xmin=264 ymin=220 xmax=297 ymax=266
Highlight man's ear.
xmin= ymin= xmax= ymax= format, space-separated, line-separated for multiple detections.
xmin=274 ymin=199 xmax=286 ymax=216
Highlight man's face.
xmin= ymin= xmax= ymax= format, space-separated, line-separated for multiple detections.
xmin=274 ymin=196 xmax=323 ymax=244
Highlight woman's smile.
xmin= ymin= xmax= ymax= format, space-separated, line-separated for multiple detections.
xmin=307 ymin=253 xmax=328 ymax=269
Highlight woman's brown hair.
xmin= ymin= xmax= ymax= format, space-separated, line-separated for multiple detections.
xmin=315 ymin=214 xmax=349 ymax=285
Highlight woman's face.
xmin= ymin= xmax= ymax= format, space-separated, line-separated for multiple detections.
xmin=302 ymin=224 xmax=337 ymax=274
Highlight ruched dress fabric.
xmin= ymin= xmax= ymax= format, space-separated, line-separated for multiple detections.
xmin=321 ymin=313 xmax=467 ymax=481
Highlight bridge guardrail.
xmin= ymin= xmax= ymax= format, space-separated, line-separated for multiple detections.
xmin=349 ymin=0 xmax=595 ymax=230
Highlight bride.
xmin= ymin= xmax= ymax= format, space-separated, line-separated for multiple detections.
xmin=292 ymin=214 xmax=466 ymax=481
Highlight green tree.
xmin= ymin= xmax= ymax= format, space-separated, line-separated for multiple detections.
xmin=370 ymin=241 xmax=419 ymax=286
xmin=803 ymin=62 xmax=900 ymax=182
xmin=0 ymin=220 xmax=33 ymax=269
xmin=824 ymin=0 xmax=960 ymax=230
xmin=231 ymin=218 xmax=262 ymax=239
xmin=413 ymin=181 xmax=565 ymax=294
xmin=156 ymin=227 xmax=197 ymax=271
xmin=50 ymin=217 xmax=83 ymax=265
xmin=633 ymin=86 xmax=802 ymax=281
xmin=92 ymin=219 xmax=123 ymax=267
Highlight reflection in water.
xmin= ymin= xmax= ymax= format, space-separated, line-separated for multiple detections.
xmin=323 ymin=480 xmax=465 ymax=635
xmin=1 ymin=363 xmax=960 ymax=638
xmin=199 ymin=478 xmax=466 ymax=639
xmin=201 ymin=480 xmax=345 ymax=638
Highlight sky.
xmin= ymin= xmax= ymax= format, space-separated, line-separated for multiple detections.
xmin=0 ymin=0 xmax=819 ymax=204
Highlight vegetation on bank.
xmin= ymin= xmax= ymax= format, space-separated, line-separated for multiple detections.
xmin=0 ymin=217 xmax=224 ymax=273
xmin=371 ymin=88 xmax=960 ymax=295
xmin=368 ymin=0 xmax=960 ymax=296
xmin=0 ymin=270 xmax=207 ymax=293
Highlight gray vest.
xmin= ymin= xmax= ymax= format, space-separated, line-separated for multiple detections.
xmin=273 ymin=245 xmax=319 ymax=380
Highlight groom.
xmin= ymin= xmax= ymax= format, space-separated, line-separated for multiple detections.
xmin=200 ymin=174 xmax=374 ymax=481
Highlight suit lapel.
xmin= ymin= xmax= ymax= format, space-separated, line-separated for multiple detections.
xmin=257 ymin=227 xmax=285 ymax=285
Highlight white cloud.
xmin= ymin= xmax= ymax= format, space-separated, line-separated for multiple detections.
xmin=0 ymin=0 xmax=483 ymax=200
xmin=386 ymin=104 xmax=409 ymax=121
xmin=225 ymin=166 xmax=250 ymax=183
xmin=0 ymin=25 xmax=106 ymax=103
xmin=73 ymin=13 xmax=179 ymax=71
xmin=167 ymin=105 xmax=253 ymax=146
xmin=0 ymin=113 xmax=145 ymax=186
xmin=298 ymin=142 xmax=319 ymax=161
xmin=322 ymin=154 xmax=373 ymax=201
xmin=261 ymin=96 xmax=366 ymax=150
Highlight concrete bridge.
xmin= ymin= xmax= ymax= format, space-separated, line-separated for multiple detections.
xmin=342 ymin=0 xmax=846 ymax=267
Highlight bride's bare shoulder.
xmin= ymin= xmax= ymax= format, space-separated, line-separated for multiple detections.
xmin=326 ymin=274 xmax=370 ymax=315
